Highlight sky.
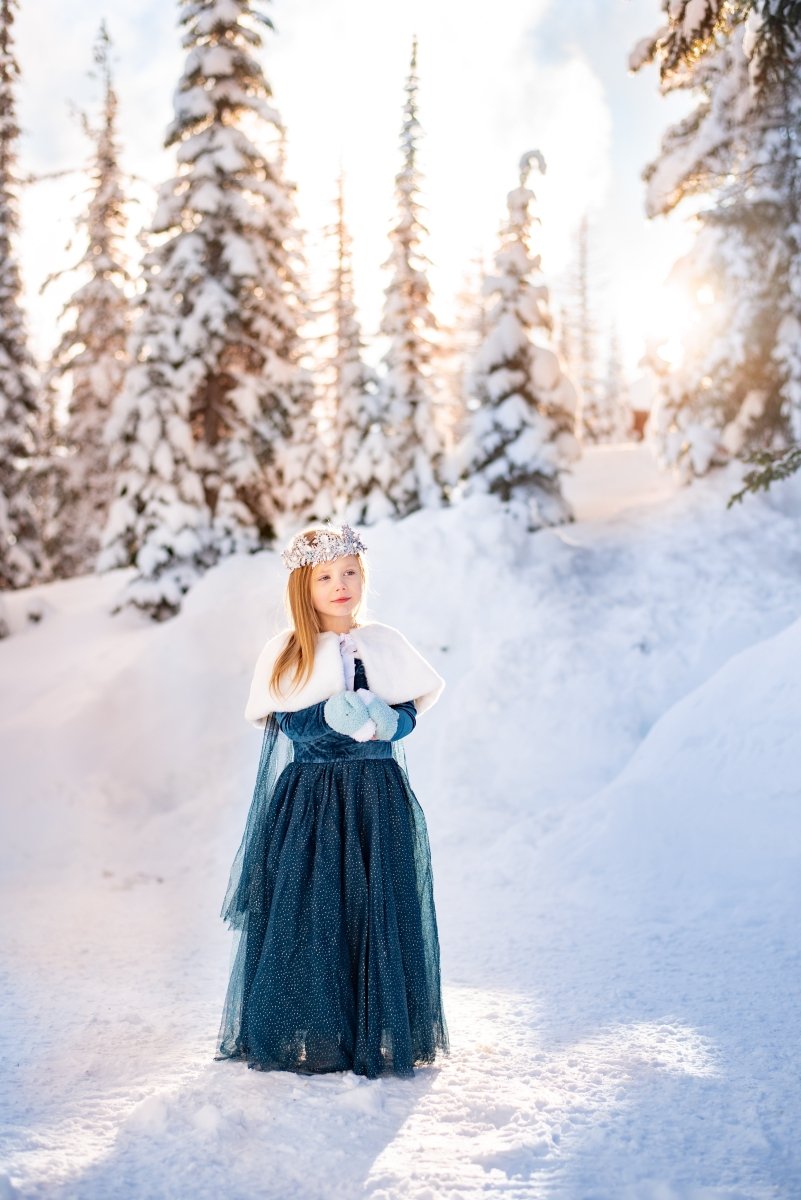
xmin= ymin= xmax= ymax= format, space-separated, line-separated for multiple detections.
xmin=13 ymin=0 xmax=697 ymax=384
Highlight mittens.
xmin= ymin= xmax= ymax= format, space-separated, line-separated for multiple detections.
xmin=365 ymin=695 xmax=400 ymax=741
xmin=323 ymin=690 xmax=376 ymax=741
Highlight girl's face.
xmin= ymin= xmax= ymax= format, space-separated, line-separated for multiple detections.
xmin=310 ymin=554 xmax=363 ymax=627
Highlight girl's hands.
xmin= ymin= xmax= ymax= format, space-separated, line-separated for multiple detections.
xmin=323 ymin=690 xmax=376 ymax=741
xmin=364 ymin=695 xmax=400 ymax=741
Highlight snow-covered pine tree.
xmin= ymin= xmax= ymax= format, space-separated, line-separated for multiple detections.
xmin=556 ymin=301 xmax=575 ymax=383
xmin=632 ymin=6 xmax=801 ymax=480
xmin=268 ymin=129 xmax=332 ymax=536
xmin=42 ymin=22 xmax=132 ymax=580
xmin=96 ymin=256 xmax=214 ymax=618
xmin=439 ymin=254 xmax=490 ymax=490
xmin=280 ymin=381 xmax=335 ymax=530
xmin=377 ymin=36 xmax=447 ymax=518
xmin=762 ymin=8 xmax=801 ymax=461
xmin=100 ymin=0 xmax=316 ymax=616
xmin=161 ymin=0 xmax=316 ymax=549
xmin=0 ymin=0 xmax=45 ymax=602
xmin=729 ymin=5 xmax=801 ymax=495
xmin=629 ymin=1 xmax=800 ymax=104
xmin=460 ymin=150 xmax=580 ymax=530
xmin=601 ymin=323 xmax=633 ymax=442
xmin=315 ymin=171 xmax=389 ymax=525
xmin=776 ymin=202 xmax=801 ymax=443
xmin=570 ymin=215 xmax=609 ymax=443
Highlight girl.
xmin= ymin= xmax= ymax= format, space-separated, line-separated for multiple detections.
xmin=215 ymin=521 xmax=450 ymax=1079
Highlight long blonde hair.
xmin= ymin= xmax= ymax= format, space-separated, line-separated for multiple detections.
xmin=269 ymin=527 xmax=369 ymax=699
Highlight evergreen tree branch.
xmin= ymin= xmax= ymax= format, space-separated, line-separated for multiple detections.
xmin=727 ymin=443 xmax=801 ymax=506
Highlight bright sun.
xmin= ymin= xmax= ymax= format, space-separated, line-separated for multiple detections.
xmin=643 ymin=276 xmax=717 ymax=370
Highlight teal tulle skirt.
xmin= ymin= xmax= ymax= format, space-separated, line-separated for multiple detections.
xmin=215 ymin=714 xmax=449 ymax=1079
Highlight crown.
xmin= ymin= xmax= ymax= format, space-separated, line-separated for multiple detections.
xmin=280 ymin=522 xmax=368 ymax=571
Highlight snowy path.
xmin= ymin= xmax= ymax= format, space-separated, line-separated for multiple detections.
xmin=561 ymin=440 xmax=679 ymax=522
xmin=2 ymin=446 xmax=801 ymax=1198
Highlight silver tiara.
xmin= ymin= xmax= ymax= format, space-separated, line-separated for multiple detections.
xmin=280 ymin=522 xmax=368 ymax=571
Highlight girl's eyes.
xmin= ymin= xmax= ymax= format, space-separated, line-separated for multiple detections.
xmin=317 ymin=570 xmax=356 ymax=581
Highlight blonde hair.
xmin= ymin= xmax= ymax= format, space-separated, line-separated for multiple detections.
xmin=269 ymin=526 xmax=369 ymax=698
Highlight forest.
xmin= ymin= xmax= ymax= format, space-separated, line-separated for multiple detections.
xmin=0 ymin=0 xmax=799 ymax=631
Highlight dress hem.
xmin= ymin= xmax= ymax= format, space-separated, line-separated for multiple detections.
xmin=212 ymin=1043 xmax=450 ymax=1081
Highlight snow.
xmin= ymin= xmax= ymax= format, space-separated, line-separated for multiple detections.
xmin=2 ymin=444 xmax=801 ymax=1198
xmin=561 ymin=441 xmax=677 ymax=522
xmin=682 ymin=0 xmax=711 ymax=39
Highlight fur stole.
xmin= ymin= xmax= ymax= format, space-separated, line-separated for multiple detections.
xmin=244 ymin=620 xmax=445 ymax=728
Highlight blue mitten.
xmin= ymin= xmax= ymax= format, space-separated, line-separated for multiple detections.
xmin=323 ymin=690 xmax=373 ymax=739
xmin=366 ymin=696 xmax=400 ymax=741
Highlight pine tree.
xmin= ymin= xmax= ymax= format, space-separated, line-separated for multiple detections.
xmin=571 ymin=214 xmax=608 ymax=443
xmin=556 ymin=301 xmax=575 ymax=382
xmin=280 ymin=397 xmax=334 ymax=530
xmin=0 ymin=0 xmax=44 ymax=600
xmin=632 ymin=6 xmax=801 ymax=481
xmin=315 ymin=172 xmax=389 ymax=525
xmin=100 ymin=0 xmax=314 ymax=616
xmin=439 ymin=254 xmax=490 ymax=489
xmin=266 ymin=130 xmax=330 ymax=537
xmin=630 ymin=1 xmax=800 ymax=103
xmin=377 ymin=36 xmax=446 ymax=518
xmin=460 ymin=151 xmax=580 ymax=530
xmin=601 ymin=323 xmax=633 ymax=442
xmin=745 ymin=10 xmax=801 ymax=492
xmin=42 ymin=23 xmax=132 ymax=579
xmin=97 ymin=257 xmax=213 ymax=618
xmin=776 ymin=211 xmax=801 ymax=441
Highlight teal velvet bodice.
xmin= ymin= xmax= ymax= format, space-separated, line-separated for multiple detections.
xmin=273 ymin=656 xmax=417 ymax=763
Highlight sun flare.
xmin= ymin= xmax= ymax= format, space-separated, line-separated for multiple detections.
xmin=643 ymin=273 xmax=714 ymax=370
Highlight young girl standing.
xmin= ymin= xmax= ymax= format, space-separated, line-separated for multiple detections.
xmin=215 ymin=521 xmax=450 ymax=1079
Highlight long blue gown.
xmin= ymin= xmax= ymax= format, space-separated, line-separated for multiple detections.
xmin=215 ymin=655 xmax=450 ymax=1079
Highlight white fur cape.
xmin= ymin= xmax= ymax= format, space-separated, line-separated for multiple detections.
xmin=244 ymin=620 xmax=446 ymax=728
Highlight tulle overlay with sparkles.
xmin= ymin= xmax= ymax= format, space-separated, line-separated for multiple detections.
xmin=215 ymin=694 xmax=449 ymax=1079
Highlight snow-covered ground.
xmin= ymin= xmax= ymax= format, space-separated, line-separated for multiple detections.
xmin=2 ymin=444 xmax=800 ymax=1200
